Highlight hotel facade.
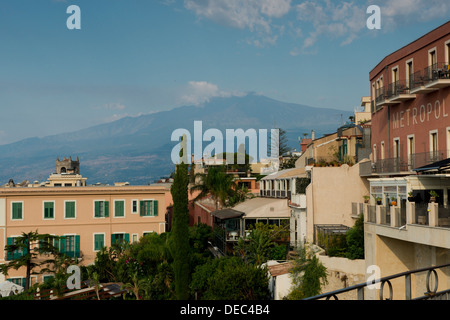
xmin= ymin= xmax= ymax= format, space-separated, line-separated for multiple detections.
xmin=361 ymin=22 xmax=450 ymax=299
xmin=0 ymin=160 xmax=172 ymax=287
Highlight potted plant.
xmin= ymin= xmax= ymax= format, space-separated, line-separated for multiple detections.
xmin=390 ymin=197 xmax=397 ymax=206
xmin=407 ymin=191 xmax=414 ymax=202
xmin=375 ymin=196 xmax=382 ymax=205
xmin=363 ymin=195 xmax=370 ymax=203
xmin=429 ymin=190 xmax=438 ymax=203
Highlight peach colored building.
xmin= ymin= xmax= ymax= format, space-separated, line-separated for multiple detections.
xmin=0 ymin=184 xmax=172 ymax=286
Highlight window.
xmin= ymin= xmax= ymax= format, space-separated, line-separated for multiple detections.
xmin=428 ymin=48 xmax=437 ymax=67
xmin=139 ymin=200 xmax=158 ymax=217
xmin=406 ymin=59 xmax=413 ymax=88
xmin=447 ymin=127 xmax=450 ymax=158
xmin=43 ymin=201 xmax=54 ymax=219
xmin=94 ymin=200 xmax=109 ymax=218
xmin=114 ymin=200 xmax=125 ymax=217
xmin=393 ymin=138 xmax=400 ymax=158
xmin=111 ymin=233 xmax=129 ymax=245
xmin=94 ymin=234 xmax=105 ymax=251
xmin=65 ymin=201 xmax=76 ymax=219
xmin=430 ymin=130 xmax=438 ymax=160
xmin=132 ymin=200 xmax=138 ymax=214
xmin=380 ymin=141 xmax=385 ymax=160
xmin=59 ymin=235 xmax=80 ymax=258
xmin=445 ymin=40 xmax=450 ymax=65
xmin=6 ymin=237 xmax=27 ymax=260
xmin=11 ymin=202 xmax=23 ymax=220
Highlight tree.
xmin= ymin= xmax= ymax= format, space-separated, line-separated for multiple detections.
xmin=345 ymin=214 xmax=365 ymax=260
xmin=190 ymin=165 xmax=236 ymax=209
xmin=170 ymin=162 xmax=191 ymax=300
xmin=1 ymin=231 xmax=61 ymax=291
xmin=286 ymin=246 xmax=328 ymax=300
xmin=190 ymin=256 xmax=270 ymax=300
xmin=271 ymin=128 xmax=290 ymax=157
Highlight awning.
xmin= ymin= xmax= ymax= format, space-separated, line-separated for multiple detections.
xmin=211 ymin=208 xmax=244 ymax=220
xmin=0 ymin=281 xmax=24 ymax=297
xmin=413 ymin=158 xmax=450 ymax=173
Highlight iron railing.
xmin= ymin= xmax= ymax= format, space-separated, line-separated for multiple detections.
xmin=424 ymin=62 xmax=450 ymax=84
xmin=304 ymin=263 xmax=450 ymax=300
xmin=367 ymin=150 xmax=447 ymax=175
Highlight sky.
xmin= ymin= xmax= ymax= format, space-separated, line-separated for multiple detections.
xmin=0 ymin=0 xmax=449 ymax=145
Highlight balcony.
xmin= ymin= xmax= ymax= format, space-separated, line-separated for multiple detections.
xmin=362 ymin=201 xmax=450 ymax=248
xmin=375 ymin=86 xmax=398 ymax=107
xmin=424 ymin=62 xmax=450 ymax=89
xmin=410 ymin=70 xmax=437 ymax=94
xmin=360 ymin=150 xmax=448 ymax=176
xmin=388 ymin=79 xmax=416 ymax=102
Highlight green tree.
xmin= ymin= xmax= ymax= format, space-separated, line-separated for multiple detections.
xmin=345 ymin=214 xmax=365 ymax=260
xmin=190 ymin=165 xmax=236 ymax=209
xmin=1 ymin=231 xmax=61 ymax=291
xmin=286 ymin=246 xmax=328 ymax=300
xmin=170 ymin=162 xmax=191 ymax=300
xmin=190 ymin=256 xmax=270 ymax=300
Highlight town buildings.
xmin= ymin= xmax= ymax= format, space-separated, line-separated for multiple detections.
xmin=0 ymin=158 xmax=172 ymax=287
xmin=360 ymin=21 xmax=450 ymax=299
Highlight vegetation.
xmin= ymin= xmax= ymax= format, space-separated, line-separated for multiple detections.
xmin=0 ymin=231 xmax=65 ymax=291
xmin=190 ymin=165 xmax=236 ymax=209
xmin=170 ymin=162 xmax=191 ymax=300
xmin=285 ymin=246 xmax=328 ymax=300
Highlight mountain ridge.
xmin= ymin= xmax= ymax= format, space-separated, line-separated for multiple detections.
xmin=0 ymin=94 xmax=353 ymax=185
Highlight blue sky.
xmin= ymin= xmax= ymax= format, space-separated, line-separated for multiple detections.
xmin=0 ymin=0 xmax=449 ymax=145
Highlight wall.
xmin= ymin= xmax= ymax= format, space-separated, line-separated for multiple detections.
xmin=306 ymin=163 xmax=370 ymax=243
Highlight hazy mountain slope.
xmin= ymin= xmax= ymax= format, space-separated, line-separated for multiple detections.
xmin=0 ymin=94 xmax=352 ymax=185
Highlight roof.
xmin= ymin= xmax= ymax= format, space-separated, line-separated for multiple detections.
xmin=211 ymin=208 xmax=244 ymax=220
xmin=267 ymin=261 xmax=294 ymax=277
xmin=413 ymin=158 xmax=450 ymax=173
xmin=233 ymin=197 xmax=290 ymax=218
xmin=261 ymin=167 xmax=306 ymax=180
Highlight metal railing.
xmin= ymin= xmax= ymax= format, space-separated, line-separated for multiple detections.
xmin=424 ymin=62 xmax=450 ymax=84
xmin=366 ymin=150 xmax=448 ymax=175
xmin=304 ymin=263 xmax=450 ymax=300
xmin=389 ymin=79 xmax=413 ymax=97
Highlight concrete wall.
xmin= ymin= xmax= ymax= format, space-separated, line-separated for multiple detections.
xmin=306 ymin=163 xmax=370 ymax=243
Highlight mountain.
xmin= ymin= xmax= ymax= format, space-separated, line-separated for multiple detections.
xmin=0 ymin=94 xmax=353 ymax=185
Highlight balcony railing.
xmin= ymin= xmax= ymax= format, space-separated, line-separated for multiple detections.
xmin=363 ymin=150 xmax=448 ymax=175
xmin=424 ymin=62 xmax=450 ymax=85
xmin=304 ymin=262 xmax=450 ymax=300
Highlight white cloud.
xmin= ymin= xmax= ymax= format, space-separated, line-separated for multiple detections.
xmin=180 ymin=81 xmax=245 ymax=105
xmin=183 ymin=0 xmax=291 ymax=46
xmin=294 ymin=0 xmax=450 ymax=51
xmin=180 ymin=0 xmax=449 ymax=53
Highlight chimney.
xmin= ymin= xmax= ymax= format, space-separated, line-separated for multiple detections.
xmin=311 ymin=130 xmax=315 ymax=140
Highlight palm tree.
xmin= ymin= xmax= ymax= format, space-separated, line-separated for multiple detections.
xmin=122 ymin=272 xmax=151 ymax=300
xmin=1 ymin=230 xmax=60 ymax=291
xmin=190 ymin=165 xmax=236 ymax=209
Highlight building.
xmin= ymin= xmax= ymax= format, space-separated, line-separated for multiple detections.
xmin=0 ymin=158 xmax=172 ymax=287
xmin=360 ymin=21 xmax=450 ymax=299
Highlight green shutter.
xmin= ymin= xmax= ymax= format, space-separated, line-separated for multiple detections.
xmin=6 ymin=237 xmax=13 ymax=260
xmin=12 ymin=203 xmax=22 ymax=220
xmin=66 ymin=201 xmax=75 ymax=218
xmin=75 ymin=235 xmax=80 ymax=258
xmin=124 ymin=233 xmax=129 ymax=243
xmin=94 ymin=234 xmax=104 ymax=251
xmin=44 ymin=202 xmax=54 ymax=219
xmin=140 ymin=201 xmax=144 ymax=216
xmin=94 ymin=201 xmax=100 ymax=217
xmin=60 ymin=237 xmax=66 ymax=254
xmin=115 ymin=201 xmax=124 ymax=217
xmin=105 ymin=201 xmax=109 ymax=217
xmin=153 ymin=200 xmax=158 ymax=216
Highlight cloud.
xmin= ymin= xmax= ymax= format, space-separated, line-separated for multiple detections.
xmin=183 ymin=0 xmax=292 ymax=47
xmin=179 ymin=0 xmax=449 ymax=53
xmin=179 ymin=81 xmax=245 ymax=105
xmin=294 ymin=0 xmax=450 ymax=51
